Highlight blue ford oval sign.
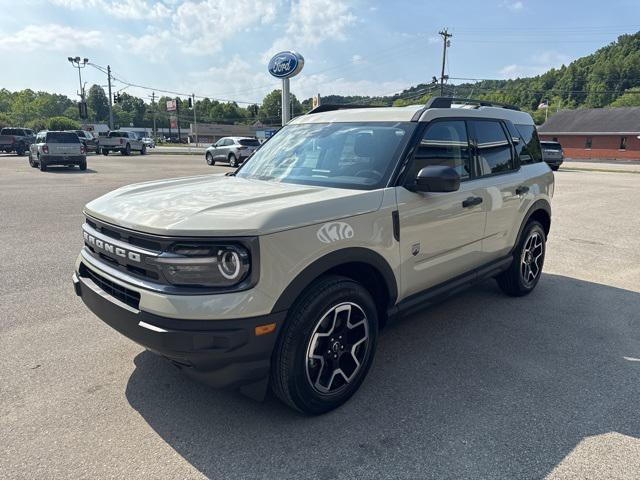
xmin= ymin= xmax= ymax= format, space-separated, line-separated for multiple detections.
xmin=268 ymin=51 xmax=304 ymax=79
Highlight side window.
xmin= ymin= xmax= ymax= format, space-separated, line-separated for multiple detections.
xmin=36 ymin=134 xmax=45 ymax=143
xmin=405 ymin=120 xmax=471 ymax=184
xmin=471 ymin=120 xmax=514 ymax=175
xmin=514 ymin=124 xmax=542 ymax=164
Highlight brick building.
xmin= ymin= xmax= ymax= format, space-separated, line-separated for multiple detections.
xmin=538 ymin=107 xmax=640 ymax=160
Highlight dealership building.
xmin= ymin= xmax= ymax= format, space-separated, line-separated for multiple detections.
xmin=538 ymin=107 xmax=640 ymax=160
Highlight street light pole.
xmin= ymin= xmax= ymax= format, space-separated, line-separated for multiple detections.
xmin=68 ymin=56 xmax=89 ymax=120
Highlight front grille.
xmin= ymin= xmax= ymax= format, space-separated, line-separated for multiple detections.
xmin=79 ymin=263 xmax=140 ymax=309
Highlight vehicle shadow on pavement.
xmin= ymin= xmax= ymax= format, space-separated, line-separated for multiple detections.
xmin=42 ymin=167 xmax=97 ymax=174
xmin=125 ymin=274 xmax=640 ymax=480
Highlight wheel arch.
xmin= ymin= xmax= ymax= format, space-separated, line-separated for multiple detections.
xmin=514 ymin=199 xmax=551 ymax=250
xmin=271 ymin=247 xmax=398 ymax=328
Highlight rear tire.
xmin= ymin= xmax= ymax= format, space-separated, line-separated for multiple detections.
xmin=38 ymin=156 xmax=47 ymax=172
xmin=496 ymin=221 xmax=546 ymax=296
xmin=79 ymin=159 xmax=87 ymax=171
xmin=28 ymin=152 xmax=37 ymax=168
xmin=141 ymin=145 xmax=147 ymax=155
xmin=550 ymin=166 xmax=559 ymax=171
xmin=270 ymin=275 xmax=378 ymax=415
xmin=102 ymin=149 xmax=109 ymax=156
xmin=122 ymin=143 xmax=131 ymax=156
xmin=206 ymin=152 xmax=215 ymax=166
xmin=16 ymin=144 xmax=25 ymax=156
xmin=228 ymin=153 xmax=238 ymax=168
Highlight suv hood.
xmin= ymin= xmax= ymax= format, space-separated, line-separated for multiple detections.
xmin=85 ymin=174 xmax=383 ymax=236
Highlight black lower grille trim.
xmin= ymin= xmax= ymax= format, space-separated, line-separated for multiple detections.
xmin=79 ymin=263 xmax=140 ymax=309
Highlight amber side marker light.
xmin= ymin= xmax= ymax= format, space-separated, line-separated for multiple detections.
xmin=255 ymin=323 xmax=276 ymax=336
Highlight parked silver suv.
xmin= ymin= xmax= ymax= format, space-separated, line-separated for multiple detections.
xmin=74 ymin=97 xmax=553 ymax=414
xmin=205 ymin=136 xmax=260 ymax=167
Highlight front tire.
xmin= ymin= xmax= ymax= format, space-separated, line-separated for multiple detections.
xmin=206 ymin=152 xmax=215 ymax=166
xmin=496 ymin=221 xmax=546 ymax=296
xmin=141 ymin=145 xmax=147 ymax=155
xmin=271 ymin=275 xmax=378 ymax=415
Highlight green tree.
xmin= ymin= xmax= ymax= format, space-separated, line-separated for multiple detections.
xmin=610 ymin=87 xmax=640 ymax=107
xmin=46 ymin=116 xmax=80 ymax=130
xmin=26 ymin=118 xmax=47 ymax=132
xmin=87 ymin=85 xmax=110 ymax=121
xmin=259 ymin=90 xmax=303 ymax=124
xmin=117 ymin=92 xmax=146 ymax=125
xmin=0 ymin=112 xmax=12 ymax=128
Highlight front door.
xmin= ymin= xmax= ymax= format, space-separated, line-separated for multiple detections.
xmin=396 ymin=119 xmax=488 ymax=299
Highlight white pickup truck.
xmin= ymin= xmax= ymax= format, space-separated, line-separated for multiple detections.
xmin=99 ymin=131 xmax=146 ymax=156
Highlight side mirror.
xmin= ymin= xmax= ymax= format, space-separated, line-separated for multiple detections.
xmin=414 ymin=166 xmax=460 ymax=192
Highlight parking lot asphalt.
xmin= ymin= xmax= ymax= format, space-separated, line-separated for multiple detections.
xmin=1 ymin=153 xmax=639 ymax=479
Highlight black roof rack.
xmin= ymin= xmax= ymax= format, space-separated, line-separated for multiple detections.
xmin=307 ymin=104 xmax=377 ymax=115
xmin=424 ymin=96 xmax=520 ymax=111
xmin=410 ymin=96 xmax=520 ymax=121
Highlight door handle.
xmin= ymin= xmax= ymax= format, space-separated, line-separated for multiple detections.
xmin=462 ymin=196 xmax=483 ymax=208
xmin=516 ymin=185 xmax=530 ymax=195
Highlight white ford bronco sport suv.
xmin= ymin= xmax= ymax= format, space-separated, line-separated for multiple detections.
xmin=73 ymin=97 xmax=553 ymax=414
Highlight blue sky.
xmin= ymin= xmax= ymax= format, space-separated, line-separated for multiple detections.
xmin=1 ymin=0 xmax=638 ymax=104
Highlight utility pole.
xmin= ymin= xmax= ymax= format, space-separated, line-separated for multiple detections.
xmin=151 ymin=91 xmax=156 ymax=139
xmin=107 ymin=65 xmax=114 ymax=130
xmin=176 ymin=97 xmax=181 ymax=143
xmin=438 ymin=29 xmax=453 ymax=96
xmin=192 ymin=93 xmax=198 ymax=146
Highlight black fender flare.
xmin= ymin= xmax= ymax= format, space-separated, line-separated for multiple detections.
xmin=512 ymin=199 xmax=552 ymax=253
xmin=271 ymin=247 xmax=398 ymax=313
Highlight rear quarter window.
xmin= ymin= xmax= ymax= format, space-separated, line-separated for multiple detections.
xmin=514 ymin=124 xmax=543 ymax=165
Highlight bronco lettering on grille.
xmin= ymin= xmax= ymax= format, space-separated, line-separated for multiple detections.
xmin=83 ymin=231 xmax=142 ymax=263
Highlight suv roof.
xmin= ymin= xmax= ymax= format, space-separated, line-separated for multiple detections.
xmin=293 ymin=97 xmax=534 ymax=126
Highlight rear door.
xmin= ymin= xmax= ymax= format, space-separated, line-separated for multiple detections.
xmin=467 ymin=119 xmax=526 ymax=259
xmin=395 ymin=119 xmax=489 ymax=298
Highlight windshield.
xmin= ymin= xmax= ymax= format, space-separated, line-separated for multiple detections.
xmin=236 ymin=122 xmax=415 ymax=190
xmin=47 ymin=132 xmax=80 ymax=143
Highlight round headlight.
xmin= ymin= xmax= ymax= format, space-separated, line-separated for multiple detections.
xmin=217 ymin=248 xmax=242 ymax=280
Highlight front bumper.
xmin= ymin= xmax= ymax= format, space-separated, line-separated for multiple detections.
xmin=73 ymin=268 xmax=285 ymax=398
xmin=42 ymin=154 xmax=86 ymax=165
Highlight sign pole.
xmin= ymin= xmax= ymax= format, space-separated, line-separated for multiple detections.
xmin=281 ymin=78 xmax=290 ymax=126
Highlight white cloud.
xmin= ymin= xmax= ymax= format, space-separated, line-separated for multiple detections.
xmin=0 ymin=24 xmax=103 ymax=52
xmin=51 ymin=0 xmax=172 ymax=20
xmin=501 ymin=1 xmax=524 ymax=12
xmin=262 ymin=0 xmax=358 ymax=62
xmin=499 ymin=50 xmax=570 ymax=78
xmin=173 ymin=0 xmax=279 ymax=55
